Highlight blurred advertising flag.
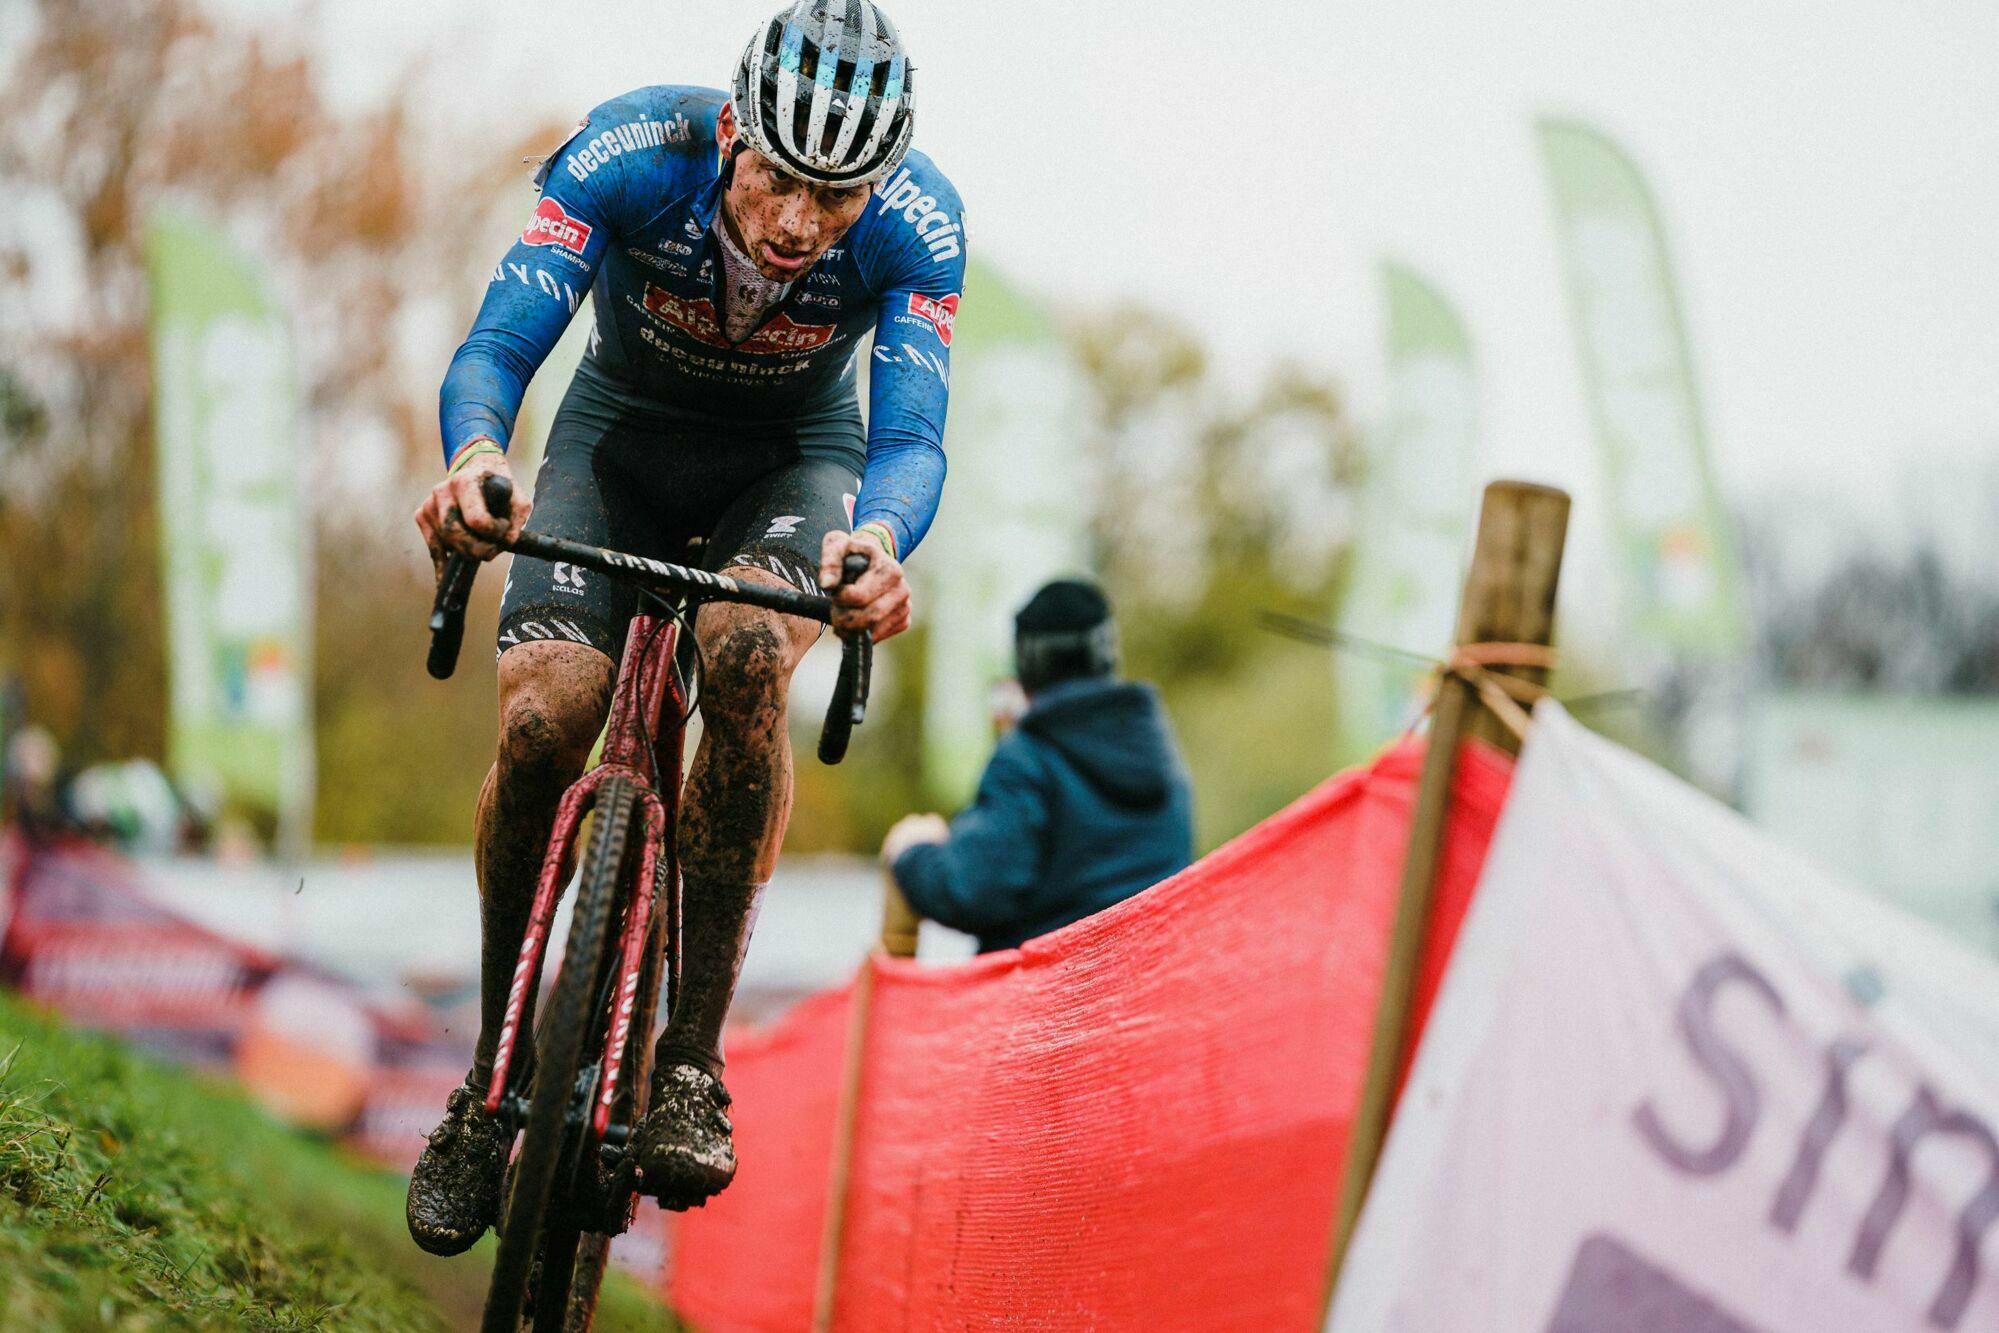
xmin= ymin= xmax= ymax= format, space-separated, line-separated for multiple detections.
xmin=1538 ymin=119 xmax=1746 ymax=660
xmin=1338 ymin=263 xmax=1478 ymax=754
xmin=916 ymin=261 xmax=1088 ymax=805
xmin=145 ymin=213 xmax=313 ymax=853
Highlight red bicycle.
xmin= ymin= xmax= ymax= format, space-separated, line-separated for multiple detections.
xmin=426 ymin=474 xmax=871 ymax=1332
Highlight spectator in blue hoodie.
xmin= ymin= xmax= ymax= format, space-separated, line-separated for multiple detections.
xmin=881 ymin=579 xmax=1195 ymax=953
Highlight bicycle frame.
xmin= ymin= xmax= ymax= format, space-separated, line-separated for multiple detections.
xmin=485 ymin=609 xmax=690 ymax=1141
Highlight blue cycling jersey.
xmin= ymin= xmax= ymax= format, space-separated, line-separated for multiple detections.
xmin=439 ymin=85 xmax=966 ymax=558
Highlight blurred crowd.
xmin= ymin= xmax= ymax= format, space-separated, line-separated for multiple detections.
xmin=1 ymin=714 xmax=261 ymax=858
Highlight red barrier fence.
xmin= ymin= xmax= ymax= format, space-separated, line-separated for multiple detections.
xmin=662 ymin=737 xmax=1513 ymax=1331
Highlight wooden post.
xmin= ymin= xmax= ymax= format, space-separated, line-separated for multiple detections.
xmin=811 ymin=871 xmax=925 ymax=1331
xmin=1453 ymin=484 xmax=1569 ymax=760
xmin=1320 ymin=480 xmax=1569 ymax=1319
xmin=879 ymin=877 xmax=922 ymax=961
xmin=811 ymin=960 xmax=874 ymax=1333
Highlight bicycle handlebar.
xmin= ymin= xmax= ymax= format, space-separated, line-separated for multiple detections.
xmin=426 ymin=473 xmax=872 ymax=763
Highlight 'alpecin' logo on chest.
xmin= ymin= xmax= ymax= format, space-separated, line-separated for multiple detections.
xmin=641 ymin=284 xmax=835 ymax=355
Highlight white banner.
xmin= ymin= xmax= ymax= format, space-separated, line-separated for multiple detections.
xmin=1332 ymin=702 xmax=1999 ymax=1333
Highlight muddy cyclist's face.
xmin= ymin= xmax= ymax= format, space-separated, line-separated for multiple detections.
xmin=716 ymin=105 xmax=873 ymax=281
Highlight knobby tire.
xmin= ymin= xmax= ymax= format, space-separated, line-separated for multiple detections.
xmin=531 ymin=1226 xmax=582 ymax=1333
xmin=560 ymin=904 xmax=668 ymax=1331
xmin=561 ymin=1234 xmax=612 ymax=1333
xmin=482 ymin=776 xmax=638 ymax=1333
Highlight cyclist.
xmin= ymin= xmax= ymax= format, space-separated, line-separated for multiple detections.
xmin=406 ymin=0 xmax=963 ymax=1255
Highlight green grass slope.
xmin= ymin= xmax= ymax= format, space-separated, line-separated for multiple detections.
xmin=0 ymin=994 xmax=670 ymax=1331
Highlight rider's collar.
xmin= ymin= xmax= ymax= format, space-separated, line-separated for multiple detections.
xmin=690 ymin=137 xmax=750 ymax=231
xmin=689 ymin=176 xmax=724 ymax=231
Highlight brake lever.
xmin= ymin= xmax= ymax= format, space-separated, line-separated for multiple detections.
xmin=816 ymin=552 xmax=874 ymax=764
xmin=425 ymin=555 xmax=477 ymax=679
xmin=425 ymin=473 xmax=516 ymax=680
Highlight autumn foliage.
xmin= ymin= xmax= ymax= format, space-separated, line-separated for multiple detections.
xmin=0 ymin=0 xmax=563 ymax=841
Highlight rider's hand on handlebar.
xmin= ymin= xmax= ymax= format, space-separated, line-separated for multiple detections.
xmin=819 ymin=526 xmax=911 ymax=642
xmin=414 ymin=446 xmax=530 ymax=573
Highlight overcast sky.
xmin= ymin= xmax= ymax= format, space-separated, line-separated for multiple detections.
xmin=214 ymin=0 xmax=1996 ymax=537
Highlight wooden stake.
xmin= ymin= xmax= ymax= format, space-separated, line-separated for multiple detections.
xmin=811 ymin=960 xmax=873 ymax=1333
xmin=879 ymin=877 xmax=922 ymax=961
xmin=1453 ymin=484 xmax=1568 ymax=759
xmin=811 ymin=871 xmax=923 ymax=1331
xmin=1320 ymin=480 xmax=1570 ymax=1320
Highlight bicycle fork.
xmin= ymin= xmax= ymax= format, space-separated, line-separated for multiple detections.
xmin=486 ymin=767 xmax=612 ymax=1117
xmin=594 ymin=792 xmax=669 ymax=1138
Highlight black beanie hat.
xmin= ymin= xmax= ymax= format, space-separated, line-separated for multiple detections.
xmin=1014 ymin=579 xmax=1117 ymax=693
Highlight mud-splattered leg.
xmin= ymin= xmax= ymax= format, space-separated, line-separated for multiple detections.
xmin=470 ymin=638 xmax=614 ymax=1085
xmin=657 ymin=571 xmax=820 ymax=1071
xmin=408 ymin=639 xmax=612 ymax=1254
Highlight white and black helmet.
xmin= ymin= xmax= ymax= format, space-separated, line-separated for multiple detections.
xmin=731 ymin=0 xmax=915 ymax=188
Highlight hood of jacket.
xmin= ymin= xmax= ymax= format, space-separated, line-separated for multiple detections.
xmin=1018 ymin=679 xmax=1182 ymax=809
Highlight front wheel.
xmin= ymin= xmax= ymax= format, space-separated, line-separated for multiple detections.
xmin=559 ymin=896 xmax=668 ymax=1332
xmin=482 ymin=776 xmax=638 ymax=1333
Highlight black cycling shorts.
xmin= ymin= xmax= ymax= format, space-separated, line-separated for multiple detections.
xmin=497 ymin=372 xmax=863 ymax=663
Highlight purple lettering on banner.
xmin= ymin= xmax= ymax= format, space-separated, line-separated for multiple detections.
xmin=1630 ymin=952 xmax=1999 ymax=1328
xmin=1848 ymin=1085 xmax=1999 ymax=1330
xmin=1632 ymin=952 xmax=1786 ymax=1175
xmin=1769 ymin=1037 xmax=1869 ymax=1232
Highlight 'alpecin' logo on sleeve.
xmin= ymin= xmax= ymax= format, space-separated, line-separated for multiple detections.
xmin=522 ymin=198 xmax=593 ymax=256
xmin=906 ymin=292 xmax=959 ymax=347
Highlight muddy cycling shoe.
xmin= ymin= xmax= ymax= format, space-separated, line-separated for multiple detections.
xmin=633 ymin=1062 xmax=737 ymax=1210
xmin=406 ymin=1082 xmax=512 ymax=1256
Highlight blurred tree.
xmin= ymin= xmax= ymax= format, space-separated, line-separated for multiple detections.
xmin=0 ymin=0 xmax=562 ymax=843
xmin=1072 ymin=308 xmax=1362 ymax=849
xmin=1743 ymin=473 xmax=1999 ymax=694
xmin=796 ymin=309 xmax=1364 ymax=858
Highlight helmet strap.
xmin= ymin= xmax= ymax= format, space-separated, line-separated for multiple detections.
xmin=719 ymin=136 xmax=750 ymax=188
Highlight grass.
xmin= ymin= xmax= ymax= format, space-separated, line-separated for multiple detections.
xmin=0 ymin=993 xmax=673 ymax=1330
